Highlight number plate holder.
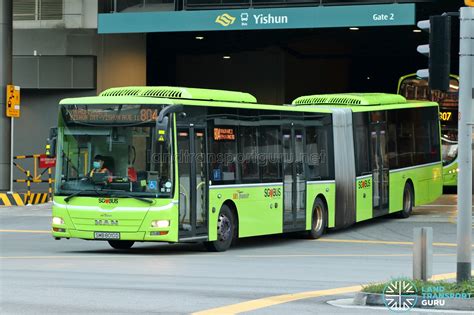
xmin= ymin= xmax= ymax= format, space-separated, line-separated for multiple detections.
xmin=94 ymin=232 xmax=120 ymax=240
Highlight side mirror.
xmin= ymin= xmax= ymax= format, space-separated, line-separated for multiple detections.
xmin=155 ymin=105 xmax=184 ymax=144
xmin=47 ymin=127 xmax=58 ymax=157
xmin=156 ymin=116 xmax=169 ymax=144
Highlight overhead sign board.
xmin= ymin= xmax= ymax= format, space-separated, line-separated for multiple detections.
xmin=6 ymin=85 xmax=20 ymax=118
xmin=98 ymin=4 xmax=415 ymax=34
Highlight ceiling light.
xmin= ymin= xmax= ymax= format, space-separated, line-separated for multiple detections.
xmin=195 ymin=36 xmax=204 ymax=40
xmin=413 ymin=29 xmax=422 ymax=33
xmin=223 ymin=56 xmax=231 ymax=59
xmin=349 ymin=27 xmax=359 ymax=31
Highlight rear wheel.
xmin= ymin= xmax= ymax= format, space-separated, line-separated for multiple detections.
xmin=397 ymin=183 xmax=414 ymax=218
xmin=308 ymin=198 xmax=327 ymax=239
xmin=108 ymin=240 xmax=135 ymax=249
xmin=204 ymin=205 xmax=235 ymax=252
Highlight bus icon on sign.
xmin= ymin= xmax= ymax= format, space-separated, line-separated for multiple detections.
xmin=241 ymin=13 xmax=249 ymax=26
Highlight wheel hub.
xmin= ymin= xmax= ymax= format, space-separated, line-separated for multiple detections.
xmin=313 ymin=205 xmax=323 ymax=232
xmin=217 ymin=214 xmax=231 ymax=241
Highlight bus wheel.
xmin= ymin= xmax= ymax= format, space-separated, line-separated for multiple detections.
xmin=308 ymin=198 xmax=327 ymax=239
xmin=204 ymin=205 xmax=235 ymax=252
xmin=108 ymin=240 xmax=135 ymax=250
xmin=398 ymin=183 xmax=414 ymax=218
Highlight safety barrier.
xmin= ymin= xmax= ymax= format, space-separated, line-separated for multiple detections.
xmin=12 ymin=154 xmax=55 ymax=205
xmin=0 ymin=192 xmax=50 ymax=207
xmin=0 ymin=193 xmax=25 ymax=206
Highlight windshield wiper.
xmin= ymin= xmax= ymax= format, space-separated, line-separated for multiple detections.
xmin=97 ymin=189 xmax=154 ymax=205
xmin=64 ymin=189 xmax=99 ymax=203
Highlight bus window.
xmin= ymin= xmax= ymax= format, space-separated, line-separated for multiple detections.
xmin=306 ymin=125 xmax=331 ymax=180
xmin=395 ymin=110 xmax=415 ymax=168
xmin=259 ymin=127 xmax=281 ymax=182
xmin=210 ymin=126 xmax=238 ymax=183
xmin=387 ymin=107 xmax=440 ymax=169
xmin=353 ymin=113 xmax=371 ymax=176
xmin=240 ymin=126 xmax=259 ymax=181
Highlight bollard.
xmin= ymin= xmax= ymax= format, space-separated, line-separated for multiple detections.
xmin=48 ymin=167 xmax=52 ymax=201
xmin=26 ymin=170 xmax=31 ymax=205
xmin=413 ymin=227 xmax=433 ymax=281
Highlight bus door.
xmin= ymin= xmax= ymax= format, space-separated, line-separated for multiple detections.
xmin=370 ymin=121 xmax=389 ymax=216
xmin=177 ymin=126 xmax=208 ymax=239
xmin=282 ymin=126 xmax=306 ymax=231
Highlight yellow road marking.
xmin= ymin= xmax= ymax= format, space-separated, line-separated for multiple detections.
xmin=0 ymin=253 xmax=458 ymax=260
xmin=1 ymin=230 xmax=472 ymax=247
xmin=0 ymin=229 xmax=50 ymax=234
xmin=192 ymin=271 xmax=474 ymax=315
xmin=238 ymin=253 xmax=455 ymax=258
xmin=315 ymin=238 xmax=474 ymax=247
xmin=0 ymin=255 xmax=133 ymax=260
xmin=192 ymin=285 xmax=363 ymax=315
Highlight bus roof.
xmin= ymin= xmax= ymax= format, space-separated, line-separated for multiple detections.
xmin=98 ymin=86 xmax=258 ymax=104
xmin=292 ymin=93 xmax=406 ymax=106
xmin=290 ymin=92 xmax=438 ymax=112
xmin=59 ymin=86 xmax=334 ymax=114
xmin=59 ymin=87 xmax=436 ymax=114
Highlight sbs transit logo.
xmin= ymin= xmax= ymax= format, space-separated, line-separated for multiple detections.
xmin=215 ymin=13 xmax=236 ymax=27
xmin=383 ymin=279 xmax=418 ymax=312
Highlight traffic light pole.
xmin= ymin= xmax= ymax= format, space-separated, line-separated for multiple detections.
xmin=457 ymin=6 xmax=473 ymax=283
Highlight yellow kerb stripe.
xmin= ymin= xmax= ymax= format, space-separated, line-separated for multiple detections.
xmin=315 ymin=238 xmax=472 ymax=247
xmin=192 ymin=270 xmax=474 ymax=315
xmin=192 ymin=285 xmax=362 ymax=315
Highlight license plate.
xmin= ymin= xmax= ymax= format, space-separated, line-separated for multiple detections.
xmin=94 ymin=232 xmax=120 ymax=240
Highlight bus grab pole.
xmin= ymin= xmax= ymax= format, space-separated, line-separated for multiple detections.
xmin=456 ymin=6 xmax=473 ymax=283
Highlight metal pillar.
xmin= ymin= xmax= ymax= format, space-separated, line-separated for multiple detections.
xmin=457 ymin=6 xmax=473 ymax=283
xmin=413 ymin=227 xmax=433 ymax=281
xmin=0 ymin=0 xmax=12 ymax=191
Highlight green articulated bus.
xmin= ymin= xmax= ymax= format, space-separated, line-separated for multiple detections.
xmin=51 ymin=87 xmax=443 ymax=251
xmin=398 ymin=74 xmax=459 ymax=187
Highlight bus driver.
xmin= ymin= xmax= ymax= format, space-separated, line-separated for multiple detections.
xmin=89 ymin=155 xmax=112 ymax=183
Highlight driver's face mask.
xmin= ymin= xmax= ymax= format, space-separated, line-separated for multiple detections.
xmin=93 ymin=161 xmax=101 ymax=169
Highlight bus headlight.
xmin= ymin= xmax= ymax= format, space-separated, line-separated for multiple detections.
xmin=52 ymin=217 xmax=64 ymax=225
xmin=151 ymin=220 xmax=170 ymax=228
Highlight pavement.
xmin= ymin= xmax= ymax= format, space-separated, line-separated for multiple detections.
xmin=0 ymin=194 xmax=473 ymax=314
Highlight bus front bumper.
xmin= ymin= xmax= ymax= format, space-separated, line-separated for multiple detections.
xmin=52 ymin=229 xmax=176 ymax=242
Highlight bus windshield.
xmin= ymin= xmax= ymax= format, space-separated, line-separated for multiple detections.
xmin=55 ymin=104 xmax=173 ymax=198
xmin=441 ymin=137 xmax=458 ymax=166
xmin=398 ymin=75 xmax=459 ymax=166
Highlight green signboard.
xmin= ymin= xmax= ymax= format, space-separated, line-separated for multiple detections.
xmin=98 ymin=4 xmax=415 ymax=34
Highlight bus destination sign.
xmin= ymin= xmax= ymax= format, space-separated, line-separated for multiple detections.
xmin=63 ymin=105 xmax=159 ymax=124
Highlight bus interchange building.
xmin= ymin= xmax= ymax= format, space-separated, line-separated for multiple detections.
xmin=3 ymin=0 xmax=462 ymax=193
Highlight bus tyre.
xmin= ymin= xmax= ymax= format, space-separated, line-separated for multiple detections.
xmin=308 ymin=198 xmax=327 ymax=239
xmin=204 ymin=205 xmax=235 ymax=252
xmin=108 ymin=240 xmax=135 ymax=250
xmin=398 ymin=183 xmax=414 ymax=219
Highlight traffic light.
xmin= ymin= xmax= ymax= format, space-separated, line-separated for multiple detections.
xmin=416 ymin=15 xmax=451 ymax=91
xmin=465 ymin=0 xmax=474 ymax=7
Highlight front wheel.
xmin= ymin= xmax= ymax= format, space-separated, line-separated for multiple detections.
xmin=308 ymin=198 xmax=327 ymax=239
xmin=397 ymin=183 xmax=414 ymax=218
xmin=108 ymin=240 xmax=135 ymax=249
xmin=204 ymin=205 xmax=235 ymax=252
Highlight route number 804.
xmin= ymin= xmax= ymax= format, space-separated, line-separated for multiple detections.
xmin=140 ymin=109 xmax=158 ymax=121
